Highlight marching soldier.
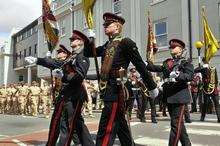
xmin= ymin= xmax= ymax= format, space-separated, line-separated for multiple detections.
xmin=190 ymin=73 xmax=200 ymax=113
xmin=25 ymin=30 xmax=94 ymax=146
xmin=29 ymin=81 xmax=41 ymax=116
xmin=13 ymin=83 xmax=21 ymax=114
xmin=40 ymin=82 xmax=51 ymax=118
xmin=6 ymin=84 xmax=13 ymax=114
xmin=128 ymin=67 xmax=142 ymax=120
xmin=84 ymin=12 xmax=158 ymax=146
xmin=146 ymin=39 xmax=193 ymax=146
xmin=83 ymin=80 xmax=95 ymax=117
xmin=0 ymin=85 xmax=5 ymax=114
xmin=18 ymin=82 xmax=29 ymax=115
xmin=195 ymin=58 xmax=220 ymax=122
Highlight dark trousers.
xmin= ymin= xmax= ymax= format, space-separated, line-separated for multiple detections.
xmin=168 ymin=103 xmax=191 ymax=146
xmin=201 ymin=93 xmax=220 ymax=121
xmin=191 ymin=92 xmax=198 ymax=112
xmin=184 ymin=104 xmax=191 ymax=122
xmin=140 ymin=96 xmax=156 ymax=121
xmin=96 ymin=100 xmax=134 ymax=146
xmin=57 ymin=100 xmax=94 ymax=146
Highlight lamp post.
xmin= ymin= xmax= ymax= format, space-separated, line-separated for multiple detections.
xmin=195 ymin=41 xmax=204 ymax=67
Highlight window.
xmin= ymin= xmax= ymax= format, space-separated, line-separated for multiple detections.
xmin=59 ymin=17 xmax=66 ymax=36
xmin=19 ymin=75 xmax=23 ymax=82
xmin=83 ymin=16 xmax=88 ymax=29
xmin=15 ymin=53 xmax=18 ymax=60
xmin=27 ymin=29 xmax=32 ymax=37
xmin=218 ymin=3 xmax=220 ymax=17
xmin=113 ymin=0 xmax=122 ymax=15
xmin=24 ymin=49 xmax=26 ymax=57
xmin=19 ymin=51 xmax=21 ymax=59
xmin=154 ymin=20 xmax=168 ymax=48
xmin=33 ymin=25 xmax=38 ymax=33
xmin=34 ymin=44 xmax=37 ymax=54
xmin=151 ymin=0 xmax=166 ymax=5
xmin=29 ymin=47 xmax=32 ymax=56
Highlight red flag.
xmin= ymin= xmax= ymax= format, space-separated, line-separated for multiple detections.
xmin=42 ymin=0 xmax=59 ymax=52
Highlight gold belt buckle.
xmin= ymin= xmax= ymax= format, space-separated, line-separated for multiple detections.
xmin=99 ymin=80 xmax=107 ymax=91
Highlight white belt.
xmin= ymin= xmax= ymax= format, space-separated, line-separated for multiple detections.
xmin=164 ymin=78 xmax=176 ymax=83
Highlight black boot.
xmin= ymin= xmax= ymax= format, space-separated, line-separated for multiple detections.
xmin=200 ymin=116 xmax=205 ymax=121
xmin=151 ymin=117 xmax=157 ymax=123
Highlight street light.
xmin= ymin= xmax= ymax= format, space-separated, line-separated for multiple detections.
xmin=195 ymin=41 xmax=204 ymax=67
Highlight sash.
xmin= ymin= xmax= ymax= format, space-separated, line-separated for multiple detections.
xmin=99 ymin=36 xmax=123 ymax=95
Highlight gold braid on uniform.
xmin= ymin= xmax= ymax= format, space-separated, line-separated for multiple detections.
xmin=203 ymin=67 xmax=216 ymax=94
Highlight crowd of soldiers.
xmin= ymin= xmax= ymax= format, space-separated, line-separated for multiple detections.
xmin=0 ymin=81 xmax=52 ymax=118
xmin=1 ymin=11 xmax=220 ymax=146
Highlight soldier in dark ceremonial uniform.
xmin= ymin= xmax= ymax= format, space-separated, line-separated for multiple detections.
xmin=25 ymin=30 xmax=94 ymax=146
xmin=195 ymin=58 xmax=220 ymax=122
xmin=146 ymin=39 xmax=193 ymax=146
xmin=84 ymin=12 xmax=158 ymax=146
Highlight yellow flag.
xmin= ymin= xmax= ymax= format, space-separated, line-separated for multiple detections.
xmin=202 ymin=8 xmax=219 ymax=62
xmin=82 ymin=0 xmax=96 ymax=29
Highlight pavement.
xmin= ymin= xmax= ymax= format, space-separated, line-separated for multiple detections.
xmin=0 ymin=112 xmax=220 ymax=146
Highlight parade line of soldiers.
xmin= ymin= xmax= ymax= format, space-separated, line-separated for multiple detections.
xmin=0 ymin=81 xmax=51 ymax=117
xmin=1 ymin=12 xmax=219 ymax=146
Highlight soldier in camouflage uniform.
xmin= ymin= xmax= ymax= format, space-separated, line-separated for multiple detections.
xmin=0 ymin=85 xmax=4 ymax=114
xmin=83 ymin=80 xmax=95 ymax=117
xmin=13 ymin=83 xmax=21 ymax=114
xmin=40 ymin=82 xmax=51 ymax=118
xmin=0 ymin=85 xmax=7 ymax=114
xmin=29 ymin=81 xmax=41 ymax=116
xmin=6 ymin=84 xmax=14 ymax=114
xmin=18 ymin=82 xmax=29 ymax=115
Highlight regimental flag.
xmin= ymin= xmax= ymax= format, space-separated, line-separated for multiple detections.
xmin=146 ymin=11 xmax=157 ymax=62
xmin=202 ymin=7 xmax=219 ymax=62
xmin=42 ymin=0 xmax=59 ymax=52
xmin=82 ymin=0 xmax=96 ymax=29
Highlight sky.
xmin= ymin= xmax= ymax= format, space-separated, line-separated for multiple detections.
xmin=0 ymin=0 xmax=42 ymax=44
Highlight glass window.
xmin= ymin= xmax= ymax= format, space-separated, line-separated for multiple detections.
xmin=151 ymin=0 xmax=166 ymax=4
xmin=24 ymin=49 xmax=26 ymax=57
xmin=29 ymin=47 xmax=32 ymax=56
xmin=19 ymin=75 xmax=23 ymax=81
xmin=218 ymin=3 xmax=220 ymax=17
xmin=19 ymin=51 xmax=21 ymax=59
xmin=113 ymin=0 xmax=122 ymax=15
xmin=59 ymin=17 xmax=66 ymax=36
xmin=154 ymin=19 xmax=168 ymax=48
xmin=34 ymin=44 xmax=37 ymax=54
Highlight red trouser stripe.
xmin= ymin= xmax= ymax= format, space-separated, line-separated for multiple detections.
xmin=46 ymin=99 xmax=65 ymax=146
xmin=65 ymin=101 xmax=82 ymax=146
xmin=102 ymin=102 xmax=118 ymax=146
xmin=173 ymin=104 xmax=185 ymax=146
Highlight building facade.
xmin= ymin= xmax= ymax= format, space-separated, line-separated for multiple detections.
xmin=12 ymin=20 xmax=38 ymax=84
xmin=5 ymin=0 xmax=220 ymax=85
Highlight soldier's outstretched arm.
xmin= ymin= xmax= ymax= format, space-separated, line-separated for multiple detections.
xmin=121 ymin=38 xmax=157 ymax=92
xmin=145 ymin=61 xmax=163 ymax=72
xmin=37 ymin=57 xmax=62 ymax=69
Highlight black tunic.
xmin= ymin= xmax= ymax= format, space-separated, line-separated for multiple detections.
xmin=146 ymin=58 xmax=194 ymax=104
xmin=84 ymin=35 xmax=157 ymax=101
xmin=37 ymin=51 xmax=90 ymax=101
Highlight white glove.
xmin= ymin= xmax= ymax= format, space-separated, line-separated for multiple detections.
xmin=25 ymin=56 xmax=37 ymax=64
xmin=46 ymin=51 xmax=52 ymax=57
xmin=88 ymin=29 xmax=95 ymax=38
xmin=149 ymin=88 xmax=159 ymax=99
xmin=52 ymin=69 xmax=63 ymax=78
xmin=169 ymin=71 xmax=180 ymax=78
